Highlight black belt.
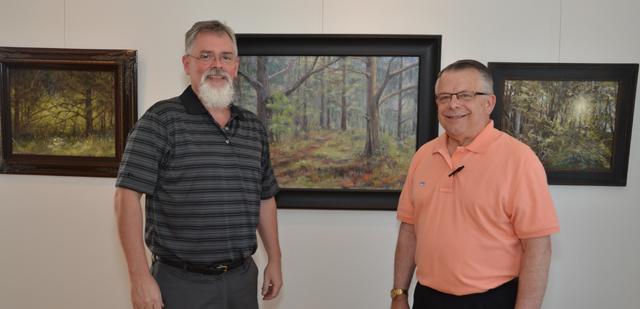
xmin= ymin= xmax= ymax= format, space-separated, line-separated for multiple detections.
xmin=156 ymin=256 xmax=246 ymax=275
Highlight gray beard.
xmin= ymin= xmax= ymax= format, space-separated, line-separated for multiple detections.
xmin=198 ymin=73 xmax=235 ymax=109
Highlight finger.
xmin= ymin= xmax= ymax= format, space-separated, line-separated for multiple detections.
xmin=268 ymin=282 xmax=281 ymax=299
xmin=151 ymin=301 xmax=163 ymax=309
xmin=261 ymin=279 xmax=272 ymax=296
xmin=263 ymin=281 xmax=282 ymax=300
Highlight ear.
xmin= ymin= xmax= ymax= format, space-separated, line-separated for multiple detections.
xmin=485 ymin=94 xmax=497 ymax=114
xmin=181 ymin=55 xmax=191 ymax=75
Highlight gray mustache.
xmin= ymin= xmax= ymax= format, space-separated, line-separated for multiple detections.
xmin=205 ymin=69 xmax=230 ymax=79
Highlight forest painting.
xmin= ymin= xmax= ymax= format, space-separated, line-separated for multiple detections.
xmin=500 ymin=80 xmax=617 ymax=171
xmin=9 ymin=68 xmax=116 ymax=157
xmin=489 ymin=62 xmax=638 ymax=186
xmin=237 ymin=55 xmax=419 ymax=191
xmin=0 ymin=47 xmax=137 ymax=177
xmin=235 ymin=35 xmax=441 ymax=209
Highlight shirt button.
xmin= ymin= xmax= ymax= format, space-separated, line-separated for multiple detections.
xmin=224 ymin=127 xmax=229 ymax=131
xmin=225 ymin=139 xmax=230 ymax=144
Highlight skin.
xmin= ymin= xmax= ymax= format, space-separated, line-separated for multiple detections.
xmin=181 ymin=31 xmax=240 ymax=126
xmin=115 ymin=188 xmax=162 ymax=309
xmin=390 ymin=222 xmax=415 ymax=309
xmin=115 ymin=30 xmax=282 ymax=309
xmin=182 ymin=32 xmax=239 ymax=95
xmin=515 ymin=236 xmax=552 ymax=309
xmin=257 ymin=197 xmax=283 ymax=300
xmin=434 ymin=68 xmax=496 ymax=155
xmin=391 ymin=68 xmax=552 ymax=309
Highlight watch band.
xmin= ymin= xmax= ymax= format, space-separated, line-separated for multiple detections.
xmin=390 ymin=288 xmax=408 ymax=299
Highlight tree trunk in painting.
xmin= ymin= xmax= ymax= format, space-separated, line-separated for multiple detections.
xmin=364 ymin=57 xmax=380 ymax=157
xmin=514 ymin=109 xmax=521 ymax=135
xmin=302 ymin=58 xmax=310 ymax=133
xmin=319 ymin=58 xmax=326 ymax=130
xmin=13 ymin=96 xmax=22 ymax=136
xmin=340 ymin=59 xmax=348 ymax=131
xmin=256 ymin=56 xmax=270 ymax=125
xmin=396 ymin=58 xmax=404 ymax=140
xmin=83 ymin=87 xmax=94 ymax=137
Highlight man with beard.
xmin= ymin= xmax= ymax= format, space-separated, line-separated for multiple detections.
xmin=114 ymin=20 xmax=282 ymax=309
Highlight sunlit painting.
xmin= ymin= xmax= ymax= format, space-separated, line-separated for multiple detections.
xmin=9 ymin=68 xmax=115 ymax=157
xmin=501 ymin=80 xmax=618 ymax=171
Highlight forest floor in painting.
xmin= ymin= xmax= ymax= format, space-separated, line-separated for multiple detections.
xmin=271 ymin=129 xmax=412 ymax=190
xmin=12 ymin=134 xmax=115 ymax=157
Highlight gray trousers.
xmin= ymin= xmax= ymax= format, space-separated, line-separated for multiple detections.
xmin=151 ymin=257 xmax=259 ymax=309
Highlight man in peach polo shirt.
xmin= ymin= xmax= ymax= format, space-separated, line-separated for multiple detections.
xmin=391 ymin=60 xmax=559 ymax=309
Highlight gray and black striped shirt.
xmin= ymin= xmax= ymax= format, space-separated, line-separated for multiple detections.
xmin=116 ymin=86 xmax=279 ymax=265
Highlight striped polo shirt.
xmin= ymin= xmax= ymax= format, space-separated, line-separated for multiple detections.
xmin=116 ymin=86 xmax=279 ymax=265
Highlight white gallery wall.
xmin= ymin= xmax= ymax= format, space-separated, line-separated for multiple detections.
xmin=0 ymin=0 xmax=639 ymax=308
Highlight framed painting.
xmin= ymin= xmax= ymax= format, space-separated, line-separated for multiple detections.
xmin=488 ymin=62 xmax=638 ymax=186
xmin=236 ymin=34 xmax=441 ymax=209
xmin=0 ymin=47 xmax=137 ymax=177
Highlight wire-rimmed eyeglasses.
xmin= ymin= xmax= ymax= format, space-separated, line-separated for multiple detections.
xmin=187 ymin=51 xmax=236 ymax=65
xmin=435 ymin=91 xmax=490 ymax=105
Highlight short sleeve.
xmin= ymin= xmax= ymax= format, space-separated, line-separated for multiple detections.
xmin=397 ymin=152 xmax=421 ymax=224
xmin=115 ymin=110 xmax=169 ymax=195
xmin=509 ymin=150 xmax=560 ymax=239
xmin=258 ymin=123 xmax=279 ymax=200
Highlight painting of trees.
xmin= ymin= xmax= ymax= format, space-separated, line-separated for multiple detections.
xmin=489 ymin=62 xmax=638 ymax=186
xmin=501 ymin=79 xmax=618 ymax=171
xmin=0 ymin=47 xmax=137 ymax=177
xmin=237 ymin=55 xmax=420 ymax=190
xmin=8 ymin=68 xmax=116 ymax=157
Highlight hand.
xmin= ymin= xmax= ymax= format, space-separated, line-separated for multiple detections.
xmin=261 ymin=260 xmax=283 ymax=300
xmin=130 ymin=273 xmax=164 ymax=309
xmin=390 ymin=296 xmax=410 ymax=309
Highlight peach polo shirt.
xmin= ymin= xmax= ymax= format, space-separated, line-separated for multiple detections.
xmin=397 ymin=121 xmax=559 ymax=295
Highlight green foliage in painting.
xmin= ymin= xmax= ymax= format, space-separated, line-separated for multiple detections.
xmin=237 ymin=55 xmax=420 ymax=190
xmin=270 ymin=129 xmax=414 ymax=190
xmin=9 ymin=68 xmax=115 ymax=157
xmin=502 ymin=80 xmax=617 ymax=171
xmin=266 ymin=92 xmax=295 ymax=143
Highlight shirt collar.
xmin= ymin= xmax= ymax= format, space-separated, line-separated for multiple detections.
xmin=463 ymin=120 xmax=501 ymax=153
xmin=179 ymin=86 xmax=244 ymax=119
xmin=431 ymin=120 xmax=502 ymax=155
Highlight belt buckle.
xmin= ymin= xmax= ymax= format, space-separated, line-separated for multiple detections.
xmin=216 ymin=265 xmax=228 ymax=273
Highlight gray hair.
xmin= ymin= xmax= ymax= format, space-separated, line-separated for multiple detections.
xmin=437 ymin=59 xmax=494 ymax=93
xmin=185 ymin=20 xmax=238 ymax=55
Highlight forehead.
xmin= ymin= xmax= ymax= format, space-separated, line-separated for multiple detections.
xmin=436 ymin=69 xmax=483 ymax=92
xmin=191 ymin=32 xmax=235 ymax=52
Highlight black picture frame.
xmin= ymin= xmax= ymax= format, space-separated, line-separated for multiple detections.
xmin=488 ymin=62 xmax=638 ymax=186
xmin=237 ymin=34 xmax=441 ymax=210
xmin=0 ymin=47 xmax=137 ymax=177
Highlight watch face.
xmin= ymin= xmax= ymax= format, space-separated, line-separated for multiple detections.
xmin=390 ymin=288 xmax=406 ymax=298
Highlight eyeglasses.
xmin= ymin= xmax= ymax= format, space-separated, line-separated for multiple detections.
xmin=435 ymin=91 xmax=489 ymax=105
xmin=187 ymin=51 xmax=236 ymax=65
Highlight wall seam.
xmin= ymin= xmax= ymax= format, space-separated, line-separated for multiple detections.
xmin=321 ymin=0 xmax=325 ymax=33
xmin=557 ymin=0 xmax=563 ymax=61
xmin=63 ymin=0 xmax=67 ymax=47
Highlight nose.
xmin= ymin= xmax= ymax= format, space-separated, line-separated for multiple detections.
xmin=208 ymin=57 xmax=223 ymax=68
xmin=448 ymin=95 xmax=462 ymax=108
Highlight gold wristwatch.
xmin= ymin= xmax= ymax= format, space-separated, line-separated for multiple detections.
xmin=390 ymin=288 xmax=408 ymax=299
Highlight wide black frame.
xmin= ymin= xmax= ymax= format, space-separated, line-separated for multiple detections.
xmin=237 ymin=34 xmax=441 ymax=210
xmin=488 ymin=62 xmax=638 ymax=186
xmin=0 ymin=47 xmax=137 ymax=177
